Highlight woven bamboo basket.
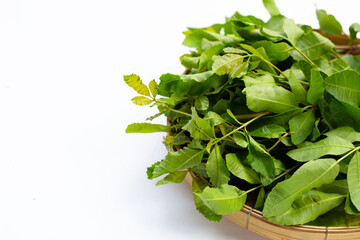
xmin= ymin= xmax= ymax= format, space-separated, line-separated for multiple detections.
xmin=183 ymin=173 xmax=360 ymax=240
xmin=165 ymin=32 xmax=360 ymax=240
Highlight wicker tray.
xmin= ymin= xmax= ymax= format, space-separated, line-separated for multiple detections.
xmin=184 ymin=173 xmax=360 ymax=240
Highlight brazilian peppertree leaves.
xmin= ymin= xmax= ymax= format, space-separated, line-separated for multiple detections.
xmin=125 ymin=0 xmax=360 ymax=226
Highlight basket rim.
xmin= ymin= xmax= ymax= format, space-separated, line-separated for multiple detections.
xmin=183 ymin=173 xmax=360 ymax=235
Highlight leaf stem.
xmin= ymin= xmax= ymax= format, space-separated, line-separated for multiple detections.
xmin=213 ymin=111 xmax=271 ymax=145
xmin=267 ymin=132 xmax=291 ymax=152
xmin=190 ymin=170 xmax=214 ymax=187
xmin=336 ymin=146 xmax=360 ymax=164
xmin=237 ymin=163 xmax=301 ymax=198
xmin=260 ymin=57 xmax=288 ymax=80
xmin=166 ymin=107 xmax=192 ymax=117
xmin=235 ymin=112 xmax=269 ymax=120
xmin=292 ymin=44 xmax=316 ymax=66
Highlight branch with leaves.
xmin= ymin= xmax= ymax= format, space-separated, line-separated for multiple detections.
xmin=124 ymin=0 xmax=360 ymax=227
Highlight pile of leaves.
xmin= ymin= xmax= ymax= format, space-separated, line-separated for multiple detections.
xmin=125 ymin=0 xmax=360 ymax=226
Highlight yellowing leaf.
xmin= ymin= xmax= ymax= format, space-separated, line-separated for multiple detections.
xmin=131 ymin=96 xmax=153 ymax=106
xmin=149 ymin=80 xmax=158 ymax=98
xmin=124 ymin=74 xmax=150 ymax=96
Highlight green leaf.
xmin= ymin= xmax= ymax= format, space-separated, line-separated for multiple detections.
xmin=260 ymin=27 xmax=285 ymax=40
xmin=244 ymin=84 xmax=299 ymax=113
xmin=225 ymin=153 xmax=261 ymax=184
xmin=207 ymin=145 xmax=230 ymax=187
xmin=330 ymin=99 xmax=360 ymax=131
xmin=229 ymin=61 xmax=249 ymax=79
xmin=192 ymin=177 xmax=222 ymax=222
xmin=246 ymin=133 xmax=275 ymax=185
xmin=204 ymin=111 xmax=226 ymax=127
xmin=180 ymin=54 xmax=199 ymax=69
xmin=350 ymin=23 xmax=360 ymax=41
xmin=183 ymin=30 xmax=243 ymax=49
xmin=287 ymin=136 xmax=355 ymax=162
xmin=348 ymin=150 xmax=360 ymax=211
xmin=316 ymin=9 xmax=343 ymax=35
xmin=150 ymin=147 xmax=205 ymax=179
xmin=196 ymin=184 xmax=246 ymax=215
xmin=199 ymin=44 xmax=224 ymax=70
xmin=250 ymin=125 xmax=286 ymax=139
xmin=283 ymin=18 xmax=304 ymax=44
xmin=318 ymin=179 xmax=348 ymax=195
xmin=126 ymin=123 xmax=171 ymax=133
xmin=195 ymin=96 xmax=209 ymax=111
xmin=263 ymin=158 xmax=340 ymax=217
xmin=254 ymin=187 xmax=266 ymax=210
xmin=342 ymin=55 xmax=360 ymax=73
xmin=226 ymin=109 xmax=241 ymax=125
xmin=124 ymin=74 xmax=150 ymax=97
xmin=262 ymin=0 xmax=280 ymax=17
xmin=158 ymin=72 xmax=226 ymax=97
xmin=156 ymin=171 xmax=188 ymax=186
xmin=324 ymin=70 xmax=360 ymax=106
xmin=288 ymin=70 xmax=308 ymax=105
xmin=307 ymin=204 xmax=357 ymax=227
xmin=345 ymin=193 xmax=360 ymax=215
xmin=307 ymin=69 xmax=324 ymax=105
xmin=242 ymin=74 xmax=275 ymax=87
xmin=212 ymin=54 xmax=246 ymax=75
xmin=291 ymin=31 xmax=335 ymax=61
xmin=149 ymin=80 xmax=158 ymax=98
xmin=298 ymin=59 xmax=312 ymax=81
xmin=325 ymin=127 xmax=360 ymax=143
xmin=232 ymin=132 xmax=248 ymax=148
xmin=252 ymin=41 xmax=292 ymax=61
xmin=289 ymin=109 xmax=316 ymax=145
xmin=223 ymin=47 xmax=248 ymax=54
xmin=267 ymin=190 xmax=345 ymax=225
xmin=131 ymin=96 xmax=153 ymax=106
xmin=182 ymin=107 xmax=213 ymax=140
xmin=248 ymin=108 xmax=303 ymax=131
xmin=147 ymin=161 xmax=160 ymax=179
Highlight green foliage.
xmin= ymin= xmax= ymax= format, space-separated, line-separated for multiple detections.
xmin=287 ymin=136 xmax=354 ymax=162
xmin=348 ymin=151 xmax=360 ymax=211
xmin=262 ymin=0 xmax=281 ymax=17
xmin=316 ymin=9 xmax=343 ymax=35
xmin=156 ymin=171 xmax=188 ymax=186
xmin=126 ymin=123 xmax=171 ymax=133
xmin=212 ymin=54 xmax=246 ymax=75
xmin=125 ymin=0 xmax=360 ymax=227
xmin=226 ymin=153 xmax=260 ymax=184
xmin=324 ymin=70 xmax=360 ymax=106
xmin=307 ymin=69 xmax=324 ymax=105
xmin=268 ymin=190 xmax=345 ymax=225
xmin=192 ymin=177 xmax=222 ymax=222
xmin=263 ymin=158 xmax=340 ymax=217
xmin=206 ymin=145 xmax=230 ymax=187
xmin=288 ymin=70 xmax=307 ymax=105
xmin=244 ymin=84 xmax=299 ymax=113
xmin=250 ymin=125 xmax=285 ymax=139
xmin=289 ymin=109 xmax=315 ymax=145
xmin=196 ymin=184 xmax=246 ymax=215
xmin=148 ymin=147 xmax=205 ymax=179
xmin=182 ymin=107 xmax=213 ymax=140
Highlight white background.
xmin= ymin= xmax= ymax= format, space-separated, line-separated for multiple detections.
xmin=0 ymin=0 xmax=358 ymax=239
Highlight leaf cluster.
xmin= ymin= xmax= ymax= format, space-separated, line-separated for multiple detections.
xmin=125 ymin=0 xmax=360 ymax=226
